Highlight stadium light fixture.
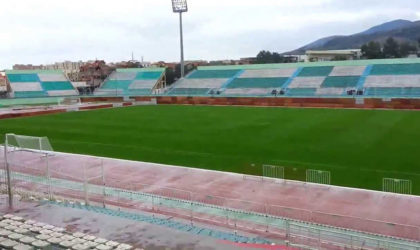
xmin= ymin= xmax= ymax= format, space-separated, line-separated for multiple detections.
xmin=171 ymin=0 xmax=188 ymax=78
xmin=172 ymin=0 xmax=188 ymax=13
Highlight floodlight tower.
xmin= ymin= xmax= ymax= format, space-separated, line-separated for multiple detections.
xmin=171 ymin=0 xmax=188 ymax=78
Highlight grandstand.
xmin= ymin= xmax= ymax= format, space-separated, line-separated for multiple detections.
xmin=95 ymin=68 xmax=165 ymax=96
xmin=5 ymin=70 xmax=78 ymax=98
xmin=167 ymin=58 xmax=420 ymax=98
xmin=2 ymin=59 xmax=419 ymax=100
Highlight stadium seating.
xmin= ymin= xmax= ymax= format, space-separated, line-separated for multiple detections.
xmin=95 ymin=68 xmax=165 ymax=96
xmin=364 ymin=75 xmax=420 ymax=88
xmin=297 ymin=66 xmax=334 ymax=77
xmin=365 ymin=87 xmax=420 ymax=97
xmin=169 ymin=68 xmax=298 ymax=96
xmin=363 ymin=67 xmax=420 ymax=97
xmin=321 ymin=76 xmax=360 ymax=88
xmin=288 ymin=77 xmax=325 ymax=88
xmin=6 ymin=70 xmax=78 ymax=98
xmin=329 ymin=66 xmax=366 ymax=76
xmin=370 ymin=63 xmax=420 ymax=75
xmin=286 ymin=88 xmax=317 ymax=96
xmin=226 ymin=78 xmax=288 ymax=89
xmin=315 ymin=88 xmax=345 ymax=96
xmin=169 ymin=88 xmax=212 ymax=95
xmin=167 ymin=59 xmax=420 ymax=98
xmin=188 ymin=70 xmax=240 ymax=79
xmin=0 ymin=214 xmax=134 ymax=250
xmin=167 ymin=76 xmax=229 ymax=96
xmin=286 ymin=67 xmax=361 ymax=96
xmin=221 ymin=75 xmax=290 ymax=96
xmin=239 ymin=68 xmax=296 ymax=78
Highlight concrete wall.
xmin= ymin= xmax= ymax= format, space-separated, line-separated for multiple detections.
xmin=2 ymin=96 xmax=417 ymax=121
xmin=154 ymin=96 xmax=420 ymax=110
xmin=81 ymin=96 xmax=420 ymax=110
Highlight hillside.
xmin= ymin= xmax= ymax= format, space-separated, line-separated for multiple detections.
xmin=286 ymin=19 xmax=420 ymax=55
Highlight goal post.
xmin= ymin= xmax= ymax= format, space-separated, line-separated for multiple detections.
xmin=306 ymin=169 xmax=331 ymax=185
xmin=5 ymin=133 xmax=53 ymax=152
xmin=3 ymin=133 xmax=54 ymax=207
xmin=383 ymin=178 xmax=412 ymax=195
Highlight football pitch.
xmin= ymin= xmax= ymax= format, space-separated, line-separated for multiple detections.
xmin=1 ymin=105 xmax=419 ymax=194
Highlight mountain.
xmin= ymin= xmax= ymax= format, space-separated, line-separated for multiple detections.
xmin=359 ymin=19 xmax=415 ymax=35
xmin=286 ymin=19 xmax=420 ymax=55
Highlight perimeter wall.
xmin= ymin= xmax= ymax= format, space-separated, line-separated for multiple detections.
xmin=128 ymin=96 xmax=420 ymax=110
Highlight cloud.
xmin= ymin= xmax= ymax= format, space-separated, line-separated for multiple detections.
xmin=0 ymin=0 xmax=419 ymax=69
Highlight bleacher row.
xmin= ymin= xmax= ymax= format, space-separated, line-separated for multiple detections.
xmin=167 ymin=60 xmax=420 ymax=98
xmin=0 ymin=214 xmax=136 ymax=250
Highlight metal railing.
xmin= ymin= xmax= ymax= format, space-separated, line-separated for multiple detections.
xmin=1 ymin=160 xmax=419 ymax=250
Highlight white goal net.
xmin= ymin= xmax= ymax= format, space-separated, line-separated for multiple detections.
xmin=5 ymin=133 xmax=53 ymax=152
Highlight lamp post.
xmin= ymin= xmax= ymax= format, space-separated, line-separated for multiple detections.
xmin=171 ymin=0 xmax=188 ymax=78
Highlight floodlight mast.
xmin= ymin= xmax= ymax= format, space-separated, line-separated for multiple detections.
xmin=171 ymin=0 xmax=188 ymax=78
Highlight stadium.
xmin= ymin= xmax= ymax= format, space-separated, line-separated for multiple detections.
xmin=0 ymin=1 xmax=420 ymax=250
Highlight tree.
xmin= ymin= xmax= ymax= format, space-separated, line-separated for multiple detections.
xmin=383 ymin=37 xmax=400 ymax=58
xmin=256 ymin=50 xmax=285 ymax=64
xmin=361 ymin=41 xmax=383 ymax=59
xmin=272 ymin=52 xmax=284 ymax=63
xmin=399 ymin=42 xmax=417 ymax=57
xmin=256 ymin=50 xmax=273 ymax=64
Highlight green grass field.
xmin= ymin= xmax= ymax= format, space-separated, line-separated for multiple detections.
xmin=1 ymin=105 xmax=419 ymax=194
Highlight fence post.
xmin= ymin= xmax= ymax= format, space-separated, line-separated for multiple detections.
xmin=4 ymin=135 xmax=13 ymax=208
xmin=318 ymin=227 xmax=321 ymax=248
xmin=265 ymin=204 xmax=269 ymax=233
xmin=189 ymin=192 xmax=193 ymax=226
xmin=46 ymin=153 xmax=52 ymax=200
xmin=101 ymin=159 xmax=106 ymax=208
xmin=83 ymin=164 xmax=88 ymax=205
xmin=285 ymin=220 xmax=290 ymax=240
xmin=190 ymin=201 xmax=193 ymax=226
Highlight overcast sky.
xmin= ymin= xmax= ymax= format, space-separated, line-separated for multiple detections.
xmin=1 ymin=0 xmax=419 ymax=69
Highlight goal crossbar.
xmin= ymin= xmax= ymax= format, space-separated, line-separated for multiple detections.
xmin=5 ymin=133 xmax=53 ymax=153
